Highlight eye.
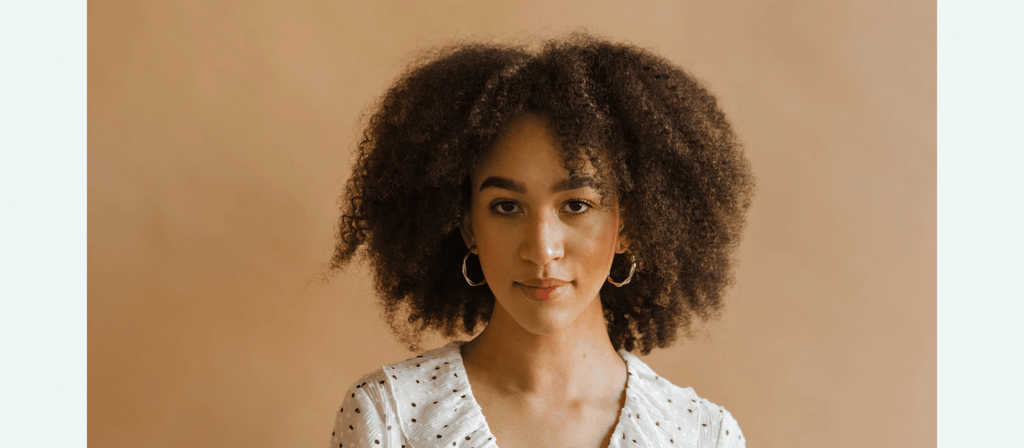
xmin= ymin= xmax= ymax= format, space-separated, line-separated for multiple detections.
xmin=490 ymin=201 xmax=522 ymax=215
xmin=563 ymin=200 xmax=593 ymax=214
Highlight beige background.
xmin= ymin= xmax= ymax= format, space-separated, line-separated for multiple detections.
xmin=89 ymin=1 xmax=936 ymax=447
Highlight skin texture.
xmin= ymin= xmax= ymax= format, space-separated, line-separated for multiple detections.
xmin=458 ymin=112 xmax=628 ymax=448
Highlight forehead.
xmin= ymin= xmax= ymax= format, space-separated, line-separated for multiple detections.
xmin=472 ymin=113 xmax=598 ymax=187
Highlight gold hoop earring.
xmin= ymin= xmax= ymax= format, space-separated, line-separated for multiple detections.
xmin=607 ymin=250 xmax=636 ymax=287
xmin=462 ymin=247 xmax=486 ymax=286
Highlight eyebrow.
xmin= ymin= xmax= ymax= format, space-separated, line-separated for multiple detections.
xmin=479 ymin=176 xmax=597 ymax=193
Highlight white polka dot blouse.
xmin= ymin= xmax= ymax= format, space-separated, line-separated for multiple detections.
xmin=328 ymin=341 xmax=744 ymax=448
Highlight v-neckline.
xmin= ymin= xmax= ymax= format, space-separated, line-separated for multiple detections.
xmin=446 ymin=340 xmax=636 ymax=448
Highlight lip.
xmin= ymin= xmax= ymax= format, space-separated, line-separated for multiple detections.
xmin=518 ymin=278 xmax=570 ymax=288
xmin=515 ymin=278 xmax=570 ymax=302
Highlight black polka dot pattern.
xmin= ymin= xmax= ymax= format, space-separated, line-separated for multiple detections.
xmin=327 ymin=341 xmax=745 ymax=447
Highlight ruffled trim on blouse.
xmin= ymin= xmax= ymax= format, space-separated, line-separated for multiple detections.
xmin=335 ymin=341 xmax=746 ymax=448
xmin=611 ymin=350 xmax=700 ymax=447
xmin=385 ymin=341 xmax=497 ymax=448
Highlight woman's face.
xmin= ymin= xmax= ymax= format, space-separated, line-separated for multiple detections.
xmin=461 ymin=112 xmax=629 ymax=335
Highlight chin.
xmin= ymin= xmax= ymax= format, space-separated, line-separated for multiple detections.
xmin=500 ymin=298 xmax=587 ymax=336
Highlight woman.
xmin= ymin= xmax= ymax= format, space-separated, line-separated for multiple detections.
xmin=327 ymin=33 xmax=754 ymax=448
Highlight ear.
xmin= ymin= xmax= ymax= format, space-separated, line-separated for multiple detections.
xmin=615 ymin=214 xmax=631 ymax=254
xmin=460 ymin=210 xmax=477 ymax=253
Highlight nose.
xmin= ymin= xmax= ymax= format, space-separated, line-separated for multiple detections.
xmin=519 ymin=211 xmax=564 ymax=267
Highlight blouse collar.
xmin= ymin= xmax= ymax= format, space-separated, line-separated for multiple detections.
xmin=383 ymin=341 xmax=703 ymax=448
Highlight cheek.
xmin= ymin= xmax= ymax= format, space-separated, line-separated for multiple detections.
xmin=471 ymin=210 xmax=513 ymax=273
xmin=476 ymin=235 xmax=508 ymax=269
xmin=574 ymin=213 xmax=619 ymax=250
xmin=568 ymin=218 xmax=620 ymax=276
xmin=577 ymin=227 xmax=614 ymax=270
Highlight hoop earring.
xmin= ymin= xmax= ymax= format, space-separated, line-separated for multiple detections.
xmin=607 ymin=250 xmax=636 ymax=287
xmin=462 ymin=247 xmax=486 ymax=286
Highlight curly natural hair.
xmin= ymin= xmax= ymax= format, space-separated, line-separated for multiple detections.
xmin=329 ymin=33 xmax=754 ymax=355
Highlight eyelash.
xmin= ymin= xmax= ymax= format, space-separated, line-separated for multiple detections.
xmin=489 ymin=199 xmax=596 ymax=216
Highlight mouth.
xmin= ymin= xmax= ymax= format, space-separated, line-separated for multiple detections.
xmin=515 ymin=280 xmax=569 ymax=302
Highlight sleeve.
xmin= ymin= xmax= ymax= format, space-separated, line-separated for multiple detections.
xmin=327 ymin=375 xmax=402 ymax=448
xmin=714 ymin=408 xmax=746 ymax=448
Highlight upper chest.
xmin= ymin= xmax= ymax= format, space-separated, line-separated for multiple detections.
xmin=469 ymin=383 xmax=626 ymax=448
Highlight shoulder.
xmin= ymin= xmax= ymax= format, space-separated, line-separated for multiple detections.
xmin=687 ymin=395 xmax=745 ymax=448
xmin=328 ymin=369 xmax=396 ymax=447
xmin=341 ymin=368 xmax=392 ymax=418
xmin=381 ymin=341 xmax=462 ymax=374
xmin=619 ymin=351 xmax=746 ymax=448
xmin=341 ymin=342 xmax=461 ymax=413
xmin=328 ymin=344 xmax=465 ymax=447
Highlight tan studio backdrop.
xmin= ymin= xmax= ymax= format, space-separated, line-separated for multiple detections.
xmin=89 ymin=1 xmax=936 ymax=447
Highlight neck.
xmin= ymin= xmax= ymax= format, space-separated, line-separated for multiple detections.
xmin=460 ymin=294 xmax=626 ymax=401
